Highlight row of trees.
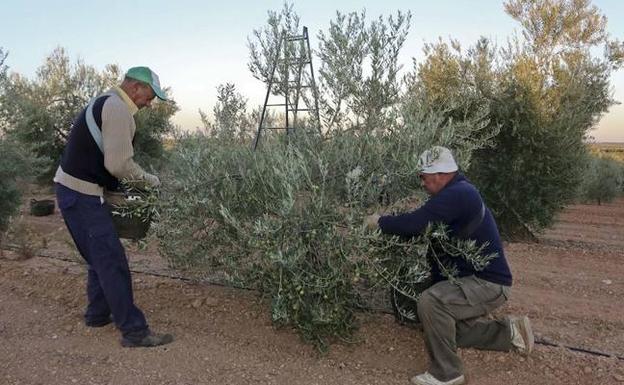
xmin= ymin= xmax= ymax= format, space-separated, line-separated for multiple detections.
xmin=1 ymin=0 xmax=623 ymax=348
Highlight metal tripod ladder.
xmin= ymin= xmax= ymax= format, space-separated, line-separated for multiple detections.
xmin=252 ymin=26 xmax=321 ymax=150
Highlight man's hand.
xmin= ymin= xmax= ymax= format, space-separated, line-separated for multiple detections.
xmin=144 ymin=173 xmax=161 ymax=187
xmin=364 ymin=214 xmax=381 ymax=230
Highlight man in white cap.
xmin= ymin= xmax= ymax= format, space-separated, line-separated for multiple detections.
xmin=54 ymin=66 xmax=173 ymax=347
xmin=366 ymin=146 xmax=533 ymax=385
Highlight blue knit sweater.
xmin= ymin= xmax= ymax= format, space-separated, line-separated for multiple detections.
xmin=378 ymin=173 xmax=512 ymax=286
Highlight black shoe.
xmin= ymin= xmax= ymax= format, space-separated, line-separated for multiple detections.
xmin=85 ymin=316 xmax=113 ymax=328
xmin=121 ymin=332 xmax=174 ymax=348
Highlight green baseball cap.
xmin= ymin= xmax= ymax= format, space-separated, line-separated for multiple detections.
xmin=125 ymin=66 xmax=168 ymax=101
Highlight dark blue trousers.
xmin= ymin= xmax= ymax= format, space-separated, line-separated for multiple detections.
xmin=55 ymin=183 xmax=148 ymax=340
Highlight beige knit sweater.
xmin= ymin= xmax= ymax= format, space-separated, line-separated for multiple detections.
xmin=54 ymin=86 xmax=158 ymax=197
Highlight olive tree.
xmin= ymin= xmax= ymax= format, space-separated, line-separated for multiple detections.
xmin=0 ymin=47 xmax=120 ymax=181
xmin=247 ymin=2 xmax=301 ymax=97
xmin=409 ymin=0 xmax=624 ymax=237
xmin=317 ymin=10 xmax=410 ymax=132
xmin=578 ymin=154 xmax=624 ymax=205
xmin=199 ymin=83 xmax=254 ymax=141
xmin=248 ymin=4 xmax=411 ymax=134
xmin=0 ymin=48 xmax=39 ymax=243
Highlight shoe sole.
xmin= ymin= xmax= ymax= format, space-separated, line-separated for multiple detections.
xmin=410 ymin=374 xmax=465 ymax=385
xmin=121 ymin=334 xmax=174 ymax=348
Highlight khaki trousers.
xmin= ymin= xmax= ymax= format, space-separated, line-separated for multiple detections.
xmin=416 ymin=275 xmax=512 ymax=381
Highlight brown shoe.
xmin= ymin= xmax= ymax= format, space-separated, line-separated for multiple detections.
xmin=121 ymin=332 xmax=174 ymax=348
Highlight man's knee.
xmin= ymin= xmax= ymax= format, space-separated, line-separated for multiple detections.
xmin=417 ymin=290 xmax=437 ymax=319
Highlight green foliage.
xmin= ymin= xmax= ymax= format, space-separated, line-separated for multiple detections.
xmin=247 ymin=3 xmax=321 ymax=136
xmin=578 ymin=154 xmax=624 ymax=204
xmin=247 ymin=2 xmax=301 ymax=96
xmin=248 ymin=5 xmax=411 ymax=133
xmin=469 ymin=76 xmax=592 ymax=235
xmin=479 ymin=0 xmax=620 ymax=235
xmin=401 ymin=41 xmax=498 ymax=160
xmin=156 ymin=102 xmax=497 ymax=349
xmin=0 ymin=47 xmax=121 ymax=182
xmin=199 ymin=83 xmax=253 ymax=141
xmin=368 ymin=223 xmax=496 ymax=317
xmin=0 ymin=47 xmax=7 ymax=131
xmin=0 ymin=47 xmax=7 ymax=89
xmin=409 ymin=0 xmax=623 ymax=237
xmin=165 ymin=5 xmax=500 ymax=347
xmin=317 ymin=10 xmax=411 ymax=131
xmin=0 ymin=47 xmax=178 ymax=182
xmin=0 ymin=48 xmax=40 ymax=239
xmin=110 ymin=180 xmax=160 ymax=222
xmin=0 ymin=138 xmax=37 ymax=236
xmin=504 ymin=0 xmax=608 ymax=52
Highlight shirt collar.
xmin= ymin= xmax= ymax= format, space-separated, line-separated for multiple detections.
xmin=439 ymin=172 xmax=465 ymax=193
xmin=449 ymin=172 xmax=464 ymax=185
xmin=112 ymin=86 xmax=139 ymax=116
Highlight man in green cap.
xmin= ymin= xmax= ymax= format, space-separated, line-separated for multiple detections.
xmin=54 ymin=66 xmax=173 ymax=347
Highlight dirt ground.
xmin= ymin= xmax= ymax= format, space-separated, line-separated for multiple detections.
xmin=1 ymin=194 xmax=623 ymax=385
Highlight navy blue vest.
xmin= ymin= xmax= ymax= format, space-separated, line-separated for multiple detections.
xmin=60 ymin=95 xmax=120 ymax=191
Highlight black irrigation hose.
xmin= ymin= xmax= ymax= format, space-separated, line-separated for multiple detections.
xmin=535 ymin=338 xmax=624 ymax=361
xmin=2 ymin=244 xmax=623 ymax=361
xmin=1 ymin=243 xmax=255 ymax=292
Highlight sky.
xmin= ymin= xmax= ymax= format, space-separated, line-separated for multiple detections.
xmin=2 ymin=0 xmax=623 ymax=142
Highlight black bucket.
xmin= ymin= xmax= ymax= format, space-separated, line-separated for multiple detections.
xmin=106 ymin=190 xmax=154 ymax=240
xmin=111 ymin=214 xmax=151 ymax=240
xmin=30 ymin=199 xmax=55 ymax=216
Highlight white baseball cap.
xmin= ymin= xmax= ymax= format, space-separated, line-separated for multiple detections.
xmin=418 ymin=146 xmax=458 ymax=174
